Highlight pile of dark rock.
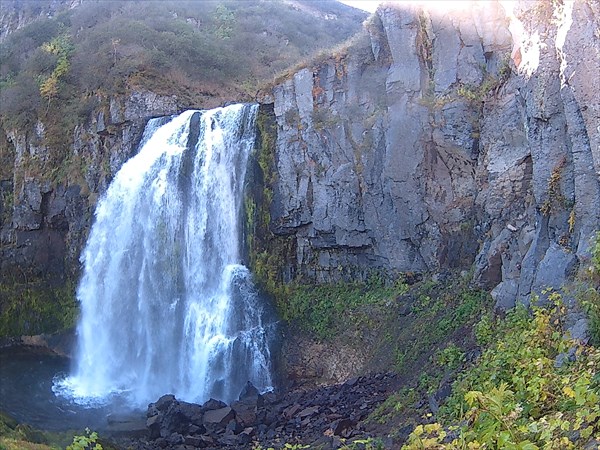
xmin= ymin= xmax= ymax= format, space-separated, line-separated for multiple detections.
xmin=135 ymin=373 xmax=398 ymax=449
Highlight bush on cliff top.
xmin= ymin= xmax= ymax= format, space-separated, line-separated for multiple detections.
xmin=0 ymin=0 xmax=364 ymax=132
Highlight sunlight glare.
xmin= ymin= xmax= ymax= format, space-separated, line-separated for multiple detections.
xmin=341 ymin=0 xmax=507 ymax=14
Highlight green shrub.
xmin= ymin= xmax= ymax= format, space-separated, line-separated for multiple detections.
xmin=66 ymin=429 xmax=101 ymax=450
xmin=435 ymin=343 xmax=465 ymax=370
xmin=402 ymin=294 xmax=600 ymax=449
xmin=340 ymin=438 xmax=386 ymax=450
xmin=592 ymin=232 xmax=600 ymax=274
xmin=474 ymin=312 xmax=494 ymax=347
xmin=583 ymin=232 xmax=600 ymax=345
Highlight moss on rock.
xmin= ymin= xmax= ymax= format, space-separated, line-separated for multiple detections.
xmin=0 ymin=280 xmax=77 ymax=338
xmin=245 ymin=104 xmax=295 ymax=306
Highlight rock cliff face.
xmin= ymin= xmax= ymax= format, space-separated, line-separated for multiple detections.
xmin=261 ymin=0 xmax=599 ymax=310
xmin=0 ymin=91 xmax=182 ymax=283
xmin=0 ymin=0 xmax=370 ymax=339
xmin=1 ymin=0 xmax=598 ymax=337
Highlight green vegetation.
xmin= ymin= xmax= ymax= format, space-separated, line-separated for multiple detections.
xmin=370 ymin=387 xmax=420 ymax=426
xmin=266 ymin=21 xmax=373 ymax=92
xmin=246 ymin=108 xmax=289 ymax=300
xmin=540 ymin=158 xmax=568 ymax=216
xmin=0 ymin=412 xmax=57 ymax=450
xmin=456 ymin=76 xmax=503 ymax=104
xmin=434 ymin=343 xmax=465 ymax=371
xmin=274 ymin=271 xmax=493 ymax=418
xmin=353 ymin=235 xmax=600 ymax=447
xmin=421 ymin=62 xmax=511 ymax=111
xmin=252 ymin=440 xmax=385 ymax=450
xmin=340 ymin=438 xmax=386 ymax=450
xmin=0 ymin=187 xmax=13 ymax=225
xmin=252 ymin=444 xmax=309 ymax=450
xmin=0 ymin=0 xmax=364 ymax=194
xmin=0 ymin=412 xmax=110 ymax=450
xmin=66 ymin=429 xmax=101 ymax=450
xmin=592 ymin=232 xmax=600 ymax=275
xmin=580 ymin=232 xmax=600 ymax=346
xmin=38 ymin=31 xmax=74 ymax=112
xmin=0 ymin=281 xmax=77 ymax=337
xmin=366 ymin=278 xmax=492 ymax=428
xmin=0 ymin=0 xmax=365 ymax=341
xmin=0 ymin=438 xmax=55 ymax=450
xmin=282 ymin=276 xmax=409 ymax=340
xmin=456 ymin=55 xmax=512 ymax=105
xmin=401 ymin=293 xmax=600 ymax=449
xmin=392 ymin=283 xmax=490 ymax=373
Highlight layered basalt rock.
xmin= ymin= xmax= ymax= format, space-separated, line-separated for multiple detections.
xmin=260 ymin=0 xmax=599 ymax=318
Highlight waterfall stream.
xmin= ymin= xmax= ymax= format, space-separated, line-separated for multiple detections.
xmin=56 ymin=104 xmax=273 ymax=407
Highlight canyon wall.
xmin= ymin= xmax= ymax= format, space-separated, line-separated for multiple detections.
xmin=0 ymin=0 xmax=598 ymax=338
xmin=0 ymin=91 xmax=183 ymax=283
xmin=259 ymin=0 xmax=599 ymax=313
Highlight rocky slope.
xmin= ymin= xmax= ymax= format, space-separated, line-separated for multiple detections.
xmin=131 ymin=375 xmax=398 ymax=449
xmin=257 ymin=0 xmax=599 ymax=322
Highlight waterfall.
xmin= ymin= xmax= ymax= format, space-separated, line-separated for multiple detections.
xmin=59 ymin=104 xmax=273 ymax=407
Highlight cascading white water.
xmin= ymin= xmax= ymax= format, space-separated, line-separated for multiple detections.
xmin=57 ymin=104 xmax=273 ymax=407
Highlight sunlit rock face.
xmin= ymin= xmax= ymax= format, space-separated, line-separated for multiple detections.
xmin=265 ymin=0 xmax=599 ymax=313
xmin=267 ymin=1 xmax=512 ymax=282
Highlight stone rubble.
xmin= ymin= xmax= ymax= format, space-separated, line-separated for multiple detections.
xmin=134 ymin=375 xmax=399 ymax=450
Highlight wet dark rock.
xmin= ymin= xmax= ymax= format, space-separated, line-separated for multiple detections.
xmin=298 ymin=406 xmax=319 ymax=418
xmin=331 ymin=418 xmax=354 ymax=436
xmin=345 ymin=377 xmax=359 ymax=387
xmin=202 ymin=407 xmax=234 ymax=428
xmin=183 ymin=435 xmax=204 ymax=447
xmin=165 ymin=433 xmax=184 ymax=446
xmin=188 ymin=424 xmax=202 ymax=435
xmin=230 ymin=400 xmax=257 ymax=427
xmin=225 ymin=419 xmax=242 ymax=434
xmin=283 ymin=403 xmax=301 ymax=419
xmin=154 ymin=395 xmax=176 ymax=412
xmin=435 ymin=383 xmax=453 ymax=404
xmin=428 ymin=394 xmax=440 ymax=414
xmin=236 ymin=429 xmax=253 ymax=445
xmin=154 ymin=437 xmax=167 ymax=448
xmin=147 ymin=415 xmax=162 ymax=440
xmin=177 ymin=402 xmax=204 ymax=426
xmin=141 ymin=372 xmax=398 ymax=449
xmin=238 ymin=381 xmax=261 ymax=402
xmin=201 ymin=398 xmax=227 ymax=412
